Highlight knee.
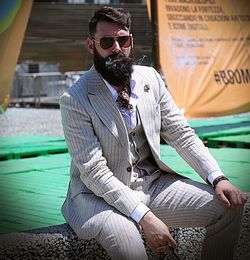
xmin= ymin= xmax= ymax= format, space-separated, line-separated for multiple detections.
xmin=206 ymin=199 xmax=243 ymax=231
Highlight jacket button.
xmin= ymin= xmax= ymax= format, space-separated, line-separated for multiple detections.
xmin=133 ymin=173 xmax=138 ymax=178
xmin=127 ymin=166 xmax=132 ymax=172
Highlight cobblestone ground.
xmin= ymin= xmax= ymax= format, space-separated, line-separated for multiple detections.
xmin=0 ymin=108 xmax=249 ymax=259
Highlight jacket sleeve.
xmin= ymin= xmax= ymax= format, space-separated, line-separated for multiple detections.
xmin=152 ymin=68 xmax=222 ymax=181
xmin=60 ymin=91 xmax=142 ymax=218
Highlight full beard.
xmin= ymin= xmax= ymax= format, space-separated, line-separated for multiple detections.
xmin=94 ymin=47 xmax=134 ymax=91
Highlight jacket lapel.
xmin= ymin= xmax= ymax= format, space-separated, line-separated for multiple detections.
xmin=134 ymin=75 xmax=154 ymax=138
xmin=87 ymin=67 xmax=129 ymax=147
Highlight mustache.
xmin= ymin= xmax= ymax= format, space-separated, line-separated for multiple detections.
xmin=105 ymin=52 xmax=127 ymax=67
xmin=109 ymin=51 xmax=126 ymax=60
xmin=105 ymin=53 xmax=147 ymax=69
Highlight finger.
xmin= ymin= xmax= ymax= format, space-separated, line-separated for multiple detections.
xmin=156 ymin=244 xmax=170 ymax=254
xmin=238 ymin=194 xmax=247 ymax=207
xmin=147 ymin=240 xmax=159 ymax=251
xmin=228 ymin=192 xmax=238 ymax=210
xmin=228 ymin=191 xmax=246 ymax=209
xmin=217 ymin=192 xmax=231 ymax=208
xmin=167 ymin=235 xmax=177 ymax=249
xmin=235 ymin=193 xmax=245 ymax=206
xmin=229 ymin=192 xmax=238 ymax=206
xmin=239 ymin=192 xmax=248 ymax=205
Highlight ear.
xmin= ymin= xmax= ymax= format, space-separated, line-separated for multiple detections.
xmin=87 ymin=37 xmax=94 ymax=54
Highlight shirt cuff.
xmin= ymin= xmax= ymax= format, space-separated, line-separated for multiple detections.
xmin=130 ymin=202 xmax=150 ymax=223
xmin=207 ymin=171 xmax=224 ymax=185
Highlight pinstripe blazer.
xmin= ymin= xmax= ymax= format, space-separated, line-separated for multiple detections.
xmin=59 ymin=65 xmax=221 ymax=239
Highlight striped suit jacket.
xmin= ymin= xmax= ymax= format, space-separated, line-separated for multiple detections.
xmin=59 ymin=65 xmax=221 ymax=239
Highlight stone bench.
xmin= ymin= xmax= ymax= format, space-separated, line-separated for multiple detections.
xmin=0 ymin=194 xmax=249 ymax=259
xmin=0 ymin=224 xmax=206 ymax=259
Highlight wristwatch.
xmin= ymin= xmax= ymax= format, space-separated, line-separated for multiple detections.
xmin=212 ymin=176 xmax=229 ymax=188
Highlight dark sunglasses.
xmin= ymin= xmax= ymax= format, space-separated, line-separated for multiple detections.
xmin=93 ymin=35 xmax=132 ymax=50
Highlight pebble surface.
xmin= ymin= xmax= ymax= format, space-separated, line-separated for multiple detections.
xmin=0 ymin=107 xmax=64 ymax=137
xmin=0 ymin=108 xmax=249 ymax=259
xmin=0 ymin=225 xmax=206 ymax=260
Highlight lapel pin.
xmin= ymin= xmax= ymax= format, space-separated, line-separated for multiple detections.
xmin=144 ymin=84 xmax=150 ymax=92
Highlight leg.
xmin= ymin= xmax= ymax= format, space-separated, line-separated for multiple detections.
xmin=201 ymin=203 xmax=242 ymax=260
xmin=95 ymin=210 xmax=148 ymax=260
xmin=148 ymin=173 xmax=243 ymax=260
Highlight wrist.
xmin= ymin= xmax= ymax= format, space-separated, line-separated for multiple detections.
xmin=213 ymin=176 xmax=229 ymax=188
xmin=130 ymin=202 xmax=150 ymax=223
xmin=206 ymin=171 xmax=224 ymax=185
xmin=139 ymin=210 xmax=153 ymax=226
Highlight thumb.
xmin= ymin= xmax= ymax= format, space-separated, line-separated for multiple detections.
xmin=167 ymin=233 xmax=177 ymax=249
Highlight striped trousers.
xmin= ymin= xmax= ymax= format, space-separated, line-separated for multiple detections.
xmin=94 ymin=173 xmax=243 ymax=260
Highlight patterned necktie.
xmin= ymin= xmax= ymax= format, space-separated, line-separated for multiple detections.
xmin=116 ymin=88 xmax=134 ymax=112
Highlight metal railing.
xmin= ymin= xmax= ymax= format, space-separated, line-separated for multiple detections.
xmin=11 ymin=71 xmax=85 ymax=107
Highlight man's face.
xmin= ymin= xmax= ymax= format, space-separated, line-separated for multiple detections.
xmin=88 ymin=21 xmax=134 ymax=88
xmin=92 ymin=21 xmax=132 ymax=59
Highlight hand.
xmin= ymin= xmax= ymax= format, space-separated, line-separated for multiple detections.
xmin=215 ymin=180 xmax=248 ymax=211
xmin=139 ymin=211 xmax=176 ymax=254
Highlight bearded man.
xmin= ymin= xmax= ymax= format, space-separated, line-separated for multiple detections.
xmin=59 ymin=6 xmax=247 ymax=260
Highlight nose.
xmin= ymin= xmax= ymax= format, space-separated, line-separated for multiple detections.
xmin=112 ymin=40 xmax=122 ymax=52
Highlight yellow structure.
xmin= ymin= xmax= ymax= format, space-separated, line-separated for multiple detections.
xmin=148 ymin=0 xmax=250 ymax=118
xmin=0 ymin=0 xmax=33 ymax=113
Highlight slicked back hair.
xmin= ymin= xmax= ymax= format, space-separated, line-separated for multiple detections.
xmin=89 ymin=6 xmax=131 ymax=38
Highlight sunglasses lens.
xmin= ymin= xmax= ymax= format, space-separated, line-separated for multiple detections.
xmin=117 ymin=36 xmax=131 ymax=48
xmin=99 ymin=36 xmax=132 ymax=49
xmin=100 ymin=38 xmax=114 ymax=49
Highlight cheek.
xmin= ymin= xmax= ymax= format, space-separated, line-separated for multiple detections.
xmin=97 ymin=46 xmax=113 ymax=58
xmin=95 ymin=45 xmax=109 ymax=59
xmin=122 ymin=47 xmax=131 ymax=57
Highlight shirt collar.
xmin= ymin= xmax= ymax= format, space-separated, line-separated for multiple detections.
xmin=103 ymin=79 xmax=119 ymax=101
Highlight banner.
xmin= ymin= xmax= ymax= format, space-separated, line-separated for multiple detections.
xmin=0 ymin=0 xmax=33 ymax=113
xmin=150 ymin=0 xmax=250 ymax=118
